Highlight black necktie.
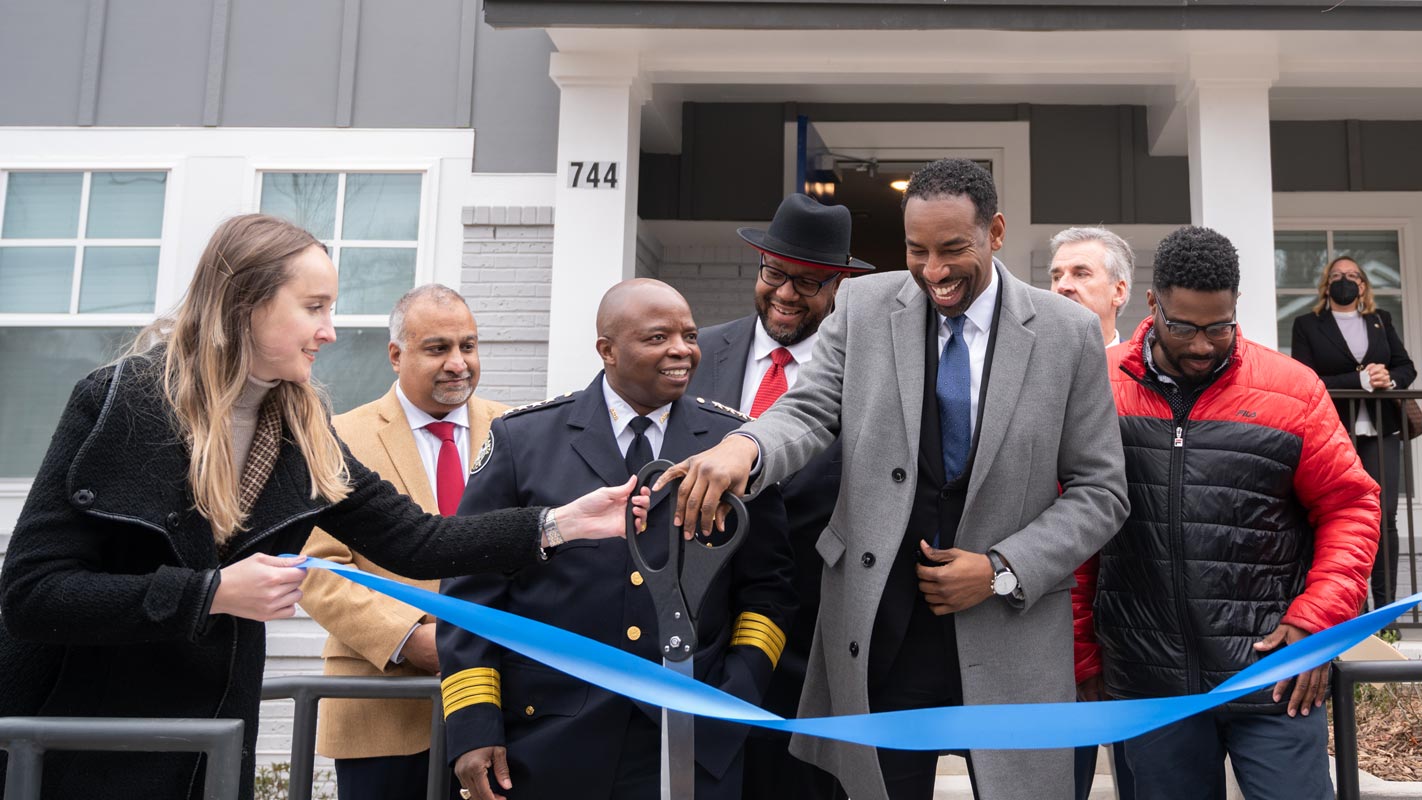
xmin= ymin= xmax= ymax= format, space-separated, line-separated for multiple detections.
xmin=625 ymin=416 xmax=654 ymax=477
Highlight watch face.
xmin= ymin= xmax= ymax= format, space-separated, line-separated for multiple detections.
xmin=994 ymin=570 xmax=1019 ymax=596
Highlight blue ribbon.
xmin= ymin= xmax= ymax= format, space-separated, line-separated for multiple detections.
xmin=296 ymin=556 xmax=1420 ymax=750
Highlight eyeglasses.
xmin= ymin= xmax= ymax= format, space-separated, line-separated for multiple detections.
xmin=1155 ymin=297 xmax=1237 ymax=342
xmin=759 ymin=261 xmax=840 ymax=298
xmin=1330 ymin=271 xmax=1365 ymax=285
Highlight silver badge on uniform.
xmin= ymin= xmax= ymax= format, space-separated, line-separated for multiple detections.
xmin=471 ymin=430 xmax=494 ymax=475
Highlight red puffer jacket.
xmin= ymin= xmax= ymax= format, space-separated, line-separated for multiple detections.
xmin=1074 ymin=317 xmax=1379 ymax=701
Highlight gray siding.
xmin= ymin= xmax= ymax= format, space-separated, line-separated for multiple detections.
xmin=0 ymin=0 xmax=559 ymax=142
xmin=1273 ymin=120 xmax=1422 ymax=192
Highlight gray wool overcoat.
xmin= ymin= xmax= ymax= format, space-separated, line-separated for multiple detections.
xmin=741 ymin=262 xmax=1129 ymax=800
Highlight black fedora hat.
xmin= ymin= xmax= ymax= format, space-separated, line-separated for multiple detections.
xmin=737 ymin=194 xmax=875 ymax=272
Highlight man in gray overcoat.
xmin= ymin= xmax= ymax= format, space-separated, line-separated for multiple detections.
xmin=659 ymin=158 xmax=1129 ymax=799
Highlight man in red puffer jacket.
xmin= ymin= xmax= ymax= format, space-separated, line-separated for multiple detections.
xmin=1083 ymin=225 xmax=1379 ymax=800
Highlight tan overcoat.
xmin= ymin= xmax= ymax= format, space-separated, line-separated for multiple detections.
xmin=300 ymin=384 xmax=507 ymax=759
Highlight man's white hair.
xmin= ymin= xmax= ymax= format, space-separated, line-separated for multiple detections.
xmin=1049 ymin=226 xmax=1135 ymax=318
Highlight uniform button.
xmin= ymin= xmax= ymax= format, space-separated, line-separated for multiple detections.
xmin=939 ymin=487 xmax=952 ymax=500
xmin=627 ymin=626 xmax=642 ymax=641
xmin=72 ymin=488 xmax=95 ymax=507
xmin=524 ymin=705 xmax=535 ymax=716
xmin=166 ymin=512 xmax=181 ymax=530
xmin=891 ymin=468 xmax=906 ymax=483
xmin=849 ymin=641 xmax=860 ymax=657
xmin=630 ymin=571 xmax=644 ymax=586
xmin=861 ymin=552 xmax=875 ymax=568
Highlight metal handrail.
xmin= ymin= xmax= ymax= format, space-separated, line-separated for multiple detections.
xmin=0 ymin=716 xmax=244 ymax=800
xmin=261 ymin=675 xmax=448 ymax=800
xmin=1330 ymin=659 xmax=1422 ymax=799
xmin=1327 ymin=388 xmax=1422 ymax=627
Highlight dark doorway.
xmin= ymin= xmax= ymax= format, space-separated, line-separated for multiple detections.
xmin=834 ymin=166 xmax=912 ymax=275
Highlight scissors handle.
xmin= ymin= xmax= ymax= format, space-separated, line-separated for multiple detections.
xmin=625 ymin=459 xmax=749 ymax=663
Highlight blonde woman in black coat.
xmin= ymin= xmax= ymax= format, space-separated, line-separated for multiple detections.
xmin=1291 ymin=255 xmax=1415 ymax=614
xmin=0 ymin=214 xmax=641 ymax=800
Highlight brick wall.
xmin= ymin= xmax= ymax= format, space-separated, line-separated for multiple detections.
xmin=655 ymin=244 xmax=760 ymax=328
xmin=462 ymin=206 xmax=555 ymax=406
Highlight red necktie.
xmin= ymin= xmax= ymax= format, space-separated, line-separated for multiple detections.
xmin=750 ymin=347 xmax=794 ymax=419
xmin=424 ymin=421 xmax=464 ymax=516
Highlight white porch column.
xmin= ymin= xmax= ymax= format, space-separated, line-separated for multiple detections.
xmin=1182 ymin=51 xmax=1280 ymax=348
xmin=546 ymin=52 xmax=648 ymax=392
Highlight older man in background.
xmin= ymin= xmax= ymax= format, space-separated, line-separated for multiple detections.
xmin=301 ymin=284 xmax=506 ymax=800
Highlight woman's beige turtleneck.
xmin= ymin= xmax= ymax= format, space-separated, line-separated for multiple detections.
xmin=231 ymin=375 xmax=279 ymax=476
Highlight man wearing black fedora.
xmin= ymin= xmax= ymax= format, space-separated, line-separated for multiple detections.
xmin=688 ymin=192 xmax=873 ymax=800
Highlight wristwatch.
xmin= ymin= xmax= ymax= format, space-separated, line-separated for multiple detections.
xmin=537 ymin=507 xmax=564 ymax=561
xmin=988 ymin=550 xmax=1021 ymax=598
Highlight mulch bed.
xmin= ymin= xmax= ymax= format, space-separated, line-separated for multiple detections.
xmin=1329 ymin=682 xmax=1422 ymax=783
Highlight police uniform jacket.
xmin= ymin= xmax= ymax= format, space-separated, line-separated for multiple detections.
xmin=0 ymin=352 xmax=545 ymax=800
xmin=438 ymin=374 xmax=796 ymax=800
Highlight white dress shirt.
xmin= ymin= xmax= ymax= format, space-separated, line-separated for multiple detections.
xmin=394 ymin=382 xmax=472 ymax=493
xmin=738 ymin=323 xmax=819 ymax=415
xmin=935 ymin=266 xmax=1000 ymax=440
xmin=603 ymin=376 xmax=672 ymax=459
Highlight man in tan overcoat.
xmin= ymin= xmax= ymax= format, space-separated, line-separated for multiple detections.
xmin=301 ymin=284 xmax=507 ymax=800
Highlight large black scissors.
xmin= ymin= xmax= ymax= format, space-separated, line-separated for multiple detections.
xmin=625 ymin=459 xmax=750 ymax=800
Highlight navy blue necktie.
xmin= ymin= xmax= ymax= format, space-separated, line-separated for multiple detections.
xmin=937 ymin=314 xmax=972 ymax=483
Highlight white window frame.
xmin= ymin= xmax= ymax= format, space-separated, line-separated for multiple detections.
xmin=0 ymin=162 xmax=182 ymax=328
xmin=250 ymin=162 xmax=440 ymax=329
xmin=1274 ymin=218 xmax=1413 ymax=351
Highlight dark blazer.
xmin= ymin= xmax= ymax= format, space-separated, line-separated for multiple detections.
xmin=1291 ymin=307 xmax=1416 ymax=435
xmin=687 ymin=315 xmax=842 ymax=718
xmin=0 ymin=353 xmax=543 ymax=800
xmin=439 ymin=374 xmax=796 ymax=800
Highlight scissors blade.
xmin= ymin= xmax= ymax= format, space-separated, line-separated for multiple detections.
xmin=660 ymin=657 xmax=696 ymax=800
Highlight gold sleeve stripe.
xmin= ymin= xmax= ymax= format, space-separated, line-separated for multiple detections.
xmin=731 ymin=612 xmax=787 ymax=668
xmin=441 ymin=668 xmax=501 ymax=716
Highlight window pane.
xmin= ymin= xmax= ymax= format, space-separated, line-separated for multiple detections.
xmin=3 ymin=172 xmax=83 ymax=238
xmin=0 ymin=326 xmax=136 ymax=477
xmin=337 ymin=247 xmax=415 ymax=315
xmin=86 ymin=172 xmax=167 ymax=239
xmin=1275 ymin=293 xmax=1320 ymax=356
xmin=342 ymin=173 xmax=421 ymax=241
xmin=0 ymin=246 xmax=74 ymax=312
xmin=1274 ymin=231 xmax=1328 ymax=291
xmin=1333 ymin=230 xmax=1402 ymax=291
xmin=1375 ymin=293 xmax=1405 ymax=344
xmin=311 ymin=327 xmax=393 ymax=414
xmin=260 ymin=173 xmax=337 ymax=239
xmin=79 ymin=247 xmax=159 ymax=313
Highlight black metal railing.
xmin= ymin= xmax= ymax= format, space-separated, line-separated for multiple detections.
xmin=1330 ymin=659 xmax=1422 ymax=799
xmin=1328 ymin=389 xmax=1422 ymax=628
xmin=0 ymin=716 xmax=244 ymax=800
xmin=261 ymin=675 xmax=448 ymax=800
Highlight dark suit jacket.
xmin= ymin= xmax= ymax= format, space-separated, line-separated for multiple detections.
xmin=688 ymin=316 xmax=843 ymax=718
xmin=1291 ymin=308 xmax=1416 ymax=435
xmin=439 ymin=374 xmax=796 ymax=800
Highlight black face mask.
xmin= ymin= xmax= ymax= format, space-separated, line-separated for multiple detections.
xmin=1329 ymin=278 xmax=1361 ymax=306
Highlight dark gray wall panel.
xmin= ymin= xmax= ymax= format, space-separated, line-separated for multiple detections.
xmin=0 ymin=0 xmax=89 ymax=125
xmin=639 ymin=152 xmax=680 ymax=219
xmin=1271 ymin=121 xmax=1349 ymax=191
xmin=471 ymin=9 xmax=559 ymax=171
xmin=93 ymin=0 xmax=211 ymax=125
xmin=1130 ymin=106 xmax=1189 ymax=224
xmin=352 ymin=0 xmax=464 ymax=127
xmin=1030 ymin=105 xmax=1124 ymax=225
xmin=1359 ymin=122 xmax=1422 ymax=191
xmin=222 ymin=0 xmax=344 ymax=126
xmin=681 ymin=102 xmax=783 ymax=221
xmin=790 ymin=103 xmax=1026 ymax=122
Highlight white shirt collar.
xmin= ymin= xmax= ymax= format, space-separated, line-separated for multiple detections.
xmin=939 ymin=260 xmax=999 ymax=336
xmin=752 ymin=320 xmax=817 ymax=366
xmin=1107 ymin=329 xmax=1121 ymax=347
xmin=601 ymin=375 xmax=672 ymax=440
xmin=395 ymin=381 xmax=470 ymax=431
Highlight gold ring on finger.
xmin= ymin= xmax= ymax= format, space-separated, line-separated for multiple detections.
xmin=460 ymin=789 xmax=472 ymax=800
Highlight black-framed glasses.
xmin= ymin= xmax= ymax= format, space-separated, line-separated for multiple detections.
xmin=1155 ymin=297 xmax=1237 ymax=342
xmin=759 ymin=261 xmax=839 ymax=298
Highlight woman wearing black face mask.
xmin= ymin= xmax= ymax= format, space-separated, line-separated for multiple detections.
xmin=1291 ymin=256 xmax=1415 ymax=615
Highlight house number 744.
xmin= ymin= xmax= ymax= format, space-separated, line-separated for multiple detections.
xmin=568 ymin=161 xmax=620 ymax=189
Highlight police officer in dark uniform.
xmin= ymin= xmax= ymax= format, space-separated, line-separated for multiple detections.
xmin=438 ymin=279 xmax=796 ymax=800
